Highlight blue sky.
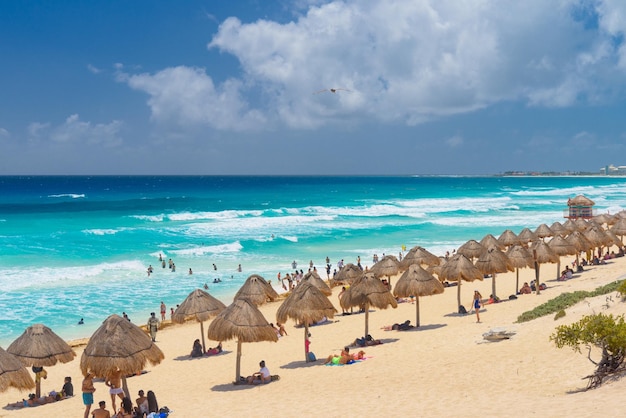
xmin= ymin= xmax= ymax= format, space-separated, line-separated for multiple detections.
xmin=2 ymin=0 xmax=626 ymax=175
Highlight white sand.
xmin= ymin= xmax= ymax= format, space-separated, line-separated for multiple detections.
xmin=2 ymin=253 xmax=626 ymax=417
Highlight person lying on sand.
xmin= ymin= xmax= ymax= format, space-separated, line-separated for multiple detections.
xmin=353 ymin=335 xmax=382 ymax=347
xmin=325 ymin=347 xmax=366 ymax=365
xmin=206 ymin=342 xmax=223 ymax=356
xmin=381 ymin=320 xmax=414 ymax=331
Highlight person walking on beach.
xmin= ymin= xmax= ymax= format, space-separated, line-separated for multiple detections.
xmin=472 ymin=290 xmax=482 ymax=323
xmin=82 ymin=372 xmax=96 ymax=418
xmin=105 ymin=369 xmax=124 ymax=413
xmin=160 ymin=302 xmax=166 ymax=321
xmin=147 ymin=312 xmax=160 ymax=342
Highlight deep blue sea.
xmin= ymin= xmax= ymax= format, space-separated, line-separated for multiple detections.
xmin=1 ymin=175 xmax=625 ymax=346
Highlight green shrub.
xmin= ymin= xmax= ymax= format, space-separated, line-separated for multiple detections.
xmin=554 ymin=309 xmax=566 ymax=320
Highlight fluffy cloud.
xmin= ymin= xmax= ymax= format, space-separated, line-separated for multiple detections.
xmin=120 ymin=0 xmax=626 ymax=131
xmin=28 ymin=115 xmax=123 ymax=146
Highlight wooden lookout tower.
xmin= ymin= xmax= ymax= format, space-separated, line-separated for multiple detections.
xmin=565 ymin=195 xmax=595 ymax=220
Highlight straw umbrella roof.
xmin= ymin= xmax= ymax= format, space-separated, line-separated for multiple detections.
xmin=574 ymin=218 xmax=590 ymax=232
xmin=610 ymin=217 xmax=626 ymax=237
xmin=480 ymin=234 xmax=503 ymax=251
xmin=498 ymin=229 xmax=521 ymax=248
xmin=233 ymin=274 xmax=279 ymax=305
xmin=584 ymin=226 xmax=612 ymax=247
xmin=276 ymin=281 xmax=337 ymax=326
xmin=550 ymin=221 xmax=568 ymax=237
xmin=534 ymin=223 xmax=554 ymax=239
xmin=593 ymin=213 xmax=613 ymax=226
xmin=394 ymin=264 xmax=444 ymax=327
xmin=0 ymin=347 xmax=35 ymax=393
xmin=547 ymin=235 xmax=577 ymax=257
xmin=207 ymin=298 xmax=278 ymax=383
xmin=474 ymin=247 xmax=514 ymax=298
xmin=530 ymin=240 xmax=560 ymax=264
xmin=568 ymin=195 xmax=595 ymax=206
xmin=369 ymin=255 xmax=401 ymax=285
xmin=340 ymin=272 xmax=398 ymax=338
xmin=518 ymin=228 xmax=538 ymax=243
xmin=80 ymin=314 xmax=164 ymax=379
xmin=506 ymin=244 xmax=535 ymax=296
xmin=437 ymin=253 xmax=483 ymax=310
xmin=604 ymin=229 xmax=623 ymax=247
xmin=457 ymin=240 xmax=485 ymax=260
xmin=172 ymin=288 xmax=227 ymax=352
xmin=566 ymin=231 xmax=594 ymax=253
xmin=302 ymin=271 xmax=332 ymax=296
xmin=330 ymin=263 xmax=364 ymax=287
xmin=173 ymin=289 xmax=227 ymax=324
xmin=399 ymin=245 xmax=440 ymax=270
xmin=7 ymin=324 xmax=76 ymax=367
xmin=561 ymin=219 xmax=578 ymax=233
xmin=276 ymin=281 xmax=336 ymax=362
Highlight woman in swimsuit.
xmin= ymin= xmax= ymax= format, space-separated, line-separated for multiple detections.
xmin=472 ymin=290 xmax=482 ymax=323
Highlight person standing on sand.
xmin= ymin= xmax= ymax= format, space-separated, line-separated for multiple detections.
xmin=472 ymin=290 xmax=482 ymax=323
xmin=105 ymin=369 xmax=124 ymax=413
xmin=82 ymin=372 xmax=96 ymax=418
xmin=160 ymin=302 xmax=166 ymax=321
xmin=147 ymin=312 xmax=159 ymax=342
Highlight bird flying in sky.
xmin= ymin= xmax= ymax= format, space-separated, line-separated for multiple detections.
xmin=313 ymin=88 xmax=351 ymax=94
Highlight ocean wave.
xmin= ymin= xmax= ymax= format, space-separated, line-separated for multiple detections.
xmin=48 ymin=193 xmax=85 ymax=199
xmin=82 ymin=228 xmax=121 ymax=235
xmin=169 ymin=241 xmax=243 ymax=257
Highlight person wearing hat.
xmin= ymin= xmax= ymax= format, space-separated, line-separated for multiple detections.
xmin=147 ymin=312 xmax=160 ymax=342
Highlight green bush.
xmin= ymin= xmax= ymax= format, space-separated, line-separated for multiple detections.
xmin=554 ymin=309 xmax=566 ymax=320
xmin=516 ymin=280 xmax=623 ymax=323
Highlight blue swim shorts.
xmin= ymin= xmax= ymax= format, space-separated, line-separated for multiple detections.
xmin=83 ymin=392 xmax=94 ymax=405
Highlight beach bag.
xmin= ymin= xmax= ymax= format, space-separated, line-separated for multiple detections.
xmin=509 ymin=294 xmax=517 ymax=300
xmin=458 ymin=305 xmax=467 ymax=314
xmin=307 ymin=351 xmax=316 ymax=362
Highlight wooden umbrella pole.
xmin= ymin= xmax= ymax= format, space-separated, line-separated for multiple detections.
xmin=492 ymin=273 xmax=497 ymax=299
xmin=35 ymin=376 xmax=40 ymax=398
xmin=235 ymin=340 xmax=242 ymax=384
xmin=457 ymin=282 xmax=462 ymax=311
xmin=200 ymin=321 xmax=206 ymax=353
xmin=415 ymin=297 xmax=420 ymax=328
xmin=533 ymin=249 xmax=540 ymax=295
xmin=515 ymin=268 xmax=520 ymax=295
xmin=364 ymin=304 xmax=369 ymax=338
xmin=121 ymin=376 xmax=130 ymax=399
xmin=555 ymin=259 xmax=561 ymax=280
xmin=304 ymin=324 xmax=309 ymax=362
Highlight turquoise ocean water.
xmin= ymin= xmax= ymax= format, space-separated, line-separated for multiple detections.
xmin=1 ymin=175 xmax=625 ymax=346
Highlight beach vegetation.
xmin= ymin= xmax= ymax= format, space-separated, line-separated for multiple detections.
xmin=550 ymin=313 xmax=626 ymax=389
xmin=617 ymin=280 xmax=626 ymax=301
xmin=554 ymin=310 xmax=566 ymax=320
xmin=516 ymin=280 xmax=623 ymax=323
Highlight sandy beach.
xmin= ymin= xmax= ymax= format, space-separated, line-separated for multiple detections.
xmin=2 ymin=251 xmax=626 ymax=418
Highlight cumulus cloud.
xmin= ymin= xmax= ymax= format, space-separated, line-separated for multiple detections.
xmin=28 ymin=115 xmax=123 ymax=146
xmin=123 ymin=66 xmax=266 ymax=131
xmin=119 ymin=0 xmax=626 ymax=131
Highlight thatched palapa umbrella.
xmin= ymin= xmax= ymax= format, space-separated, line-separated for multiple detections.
xmin=518 ymin=228 xmax=538 ymax=245
xmin=561 ymin=219 xmax=578 ymax=234
xmin=276 ymin=281 xmax=336 ymax=362
xmin=437 ymin=253 xmax=483 ymax=311
xmin=330 ymin=263 xmax=363 ymax=288
xmin=398 ymin=245 xmax=440 ymax=271
xmin=506 ymin=245 xmax=534 ymax=294
xmin=457 ymin=240 xmax=485 ymax=261
xmin=173 ymin=288 xmax=227 ymax=352
xmin=80 ymin=314 xmax=164 ymax=398
xmin=574 ymin=218 xmax=590 ymax=232
xmin=498 ymin=229 xmax=521 ymax=249
xmin=474 ymin=247 xmax=514 ymax=299
xmin=7 ymin=324 xmax=76 ymax=398
xmin=530 ymin=240 xmax=559 ymax=294
xmin=0 ymin=347 xmax=35 ymax=393
xmin=548 ymin=235 xmax=577 ymax=279
xmin=370 ymin=255 xmax=400 ymax=287
xmin=585 ymin=226 xmax=612 ymax=258
xmin=534 ymin=223 xmax=554 ymax=241
xmin=393 ymin=264 xmax=444 ymax=327
xmin=480 ymin=234 xmax=503 ymax=251
xmin=234 ymin=274 xmax=279 ymax=305
xmin=610 ymin=217 xmax=626 ymax=244
xmin=301 ymin=271 xmax=332 ymax=296
xmin=550 ymin=221 xmax=568 ymax=237
xmin=340 ymin=273 xmax=398 ymax=339
xmin=207 ymin=298 xmax=278 ymax=384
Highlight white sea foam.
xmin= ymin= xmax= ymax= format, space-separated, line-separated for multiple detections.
xmin=82 ymin=228 xmax=120 ymax=235
xmin=169 ymin=241 xmax=243 ymax=257
xmin=48 ymin=193 xmax=85 ymax=199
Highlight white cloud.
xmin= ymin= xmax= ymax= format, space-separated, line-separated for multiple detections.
xmin=123 ymin=66 xmax=266 ymax=131
xmin=120 ymin=0 xmax=626 ymax=131
xmin=28 ymin=115 xmax=123 ymax=146
xmin=87 ymin=64 xmax=103 ymax=74
xmin=445 ymin=135 xmax=464 ymax=148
